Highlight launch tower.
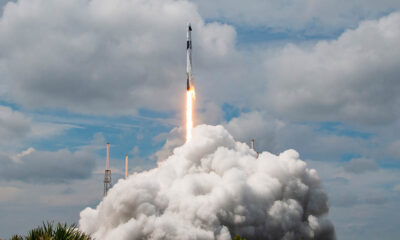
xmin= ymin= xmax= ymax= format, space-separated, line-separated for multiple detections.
xmin=104 ymin=142 xmax=112 ymax=196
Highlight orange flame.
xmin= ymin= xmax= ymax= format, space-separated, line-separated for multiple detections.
xmin=186 ymin=87 xmax=195 ymax=142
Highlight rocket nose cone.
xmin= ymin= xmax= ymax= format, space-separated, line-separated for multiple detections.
xmin=187 ymin=22 xmax=192 ymax=31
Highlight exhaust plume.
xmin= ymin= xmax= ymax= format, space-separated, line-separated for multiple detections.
xmin=186 ymin=88 xmax=195 ymax=141
xmin=80 ymin=125 xmax=335 ymax=240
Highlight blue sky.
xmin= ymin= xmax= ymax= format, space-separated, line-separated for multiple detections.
xmin=0 ymin=0 xmax=400 ymax=239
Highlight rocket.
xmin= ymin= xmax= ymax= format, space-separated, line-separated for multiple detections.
xmin=186 ymin=23 xmax=193 ymax=90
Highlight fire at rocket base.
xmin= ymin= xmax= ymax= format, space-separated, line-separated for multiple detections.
xmin=186 ymin=23 xmax=195 ymax=142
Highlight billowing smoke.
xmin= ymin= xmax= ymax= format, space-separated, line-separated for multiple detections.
xmin=79 ymin=125 xmax=335 ymax=240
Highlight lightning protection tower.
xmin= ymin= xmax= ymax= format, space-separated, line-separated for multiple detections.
xmin=125 ymin=154 xmax=128 ymax=179
xmin=250 ymin=139 xmax=259 ymax=158
xmin=104 ymin=142 xmax=112 ymax=196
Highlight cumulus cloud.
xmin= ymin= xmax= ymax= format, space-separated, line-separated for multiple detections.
xmin=0 ymin=105 xmax=78 ymax=150
xmin=80 ymin=125 xmax=335 ymax=239
xmin=308 ymin=160 xmax=398 ymax=209
xmin=1 ymin=0 xmax=399 ymax=129
xmin=224 ymin=111 xmax=284 ymax=153
xmin=0 ymin=148 xmax=96 ymax=183
xmin=263 ymin=11 xmax=400 ymax=125
xmin=0 ymin=186 xmax=21 ymax=203
xmin=152 ymin=126 xmax=184 ymax=163
xmin=0 ymin=0 xmax=237 ymax=115
xmin=193 ymin=0 xmax=400 ymax=33
xmin=387 ymin=140 xmax=400 ymax=159
xmin=305 ymin=159 xmax=400 ymax=239
xmin=343 ymin=158 xmax=378 ymax=174
xmin=0 ymin=105 xmax=30 ymax=144
xmin=222 ymin=111 xmax=369 ymax=162
xmin=154 ymin=111 xmax=363 ymax=164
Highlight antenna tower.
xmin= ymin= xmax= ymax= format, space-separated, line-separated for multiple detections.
xmin=104 ymin=142 xmax=112 ymax=196
xmin=125 ymin=154 xmax=128 ymax=179
xmin=250 ymin=139 xmax=259 ymax=158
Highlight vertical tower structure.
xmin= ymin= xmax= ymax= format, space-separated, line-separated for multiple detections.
xmin=250 ymin=139 xmax=259 ymax=158
xmin=125 ymin=154 xmax=128 ymax=179
xmin=104 ymin=142 xmax=112 ymax=196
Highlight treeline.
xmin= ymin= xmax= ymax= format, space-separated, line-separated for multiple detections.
xmin=9 ymin=222 xmax=90 ymax=240
xmin=7 ymin=222 xmax=247 ymax=240
xmin=232 ymin=234 xmax=247 ymax=240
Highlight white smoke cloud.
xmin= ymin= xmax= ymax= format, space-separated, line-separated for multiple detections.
xmin=79 ymin=125 xmax=334 ymax=239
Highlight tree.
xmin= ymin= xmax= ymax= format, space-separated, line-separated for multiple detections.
xmin=11 ymin=222 xmax=91 ymax=240
xmin=10 ymin=236 xmax=23 ymax=240
xmin=232 ymin=234 xmax=247 ymax=240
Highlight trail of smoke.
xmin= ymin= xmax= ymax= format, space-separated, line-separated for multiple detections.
xmin=80 ymin=125 xmax=335 ymax=240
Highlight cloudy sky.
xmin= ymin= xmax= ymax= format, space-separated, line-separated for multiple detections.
xmin=0 ymin=0 xmax=399 ymax=239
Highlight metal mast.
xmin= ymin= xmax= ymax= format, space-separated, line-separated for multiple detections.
xmin=250 ymin=139 xmax=259 ymax=158
xmin=125 ymin=154 xmax=128 ymax=179
xmin=104 ymin=142 xmax=112 ymax=196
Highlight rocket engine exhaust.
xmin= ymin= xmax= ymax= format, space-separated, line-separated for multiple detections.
xmin=80 ymin=125 xmax=336 ymax=240
xmin=186 ymin=23 xmax=195 ymax=142
xmin=186 ymin=88 xmax=195 ymax=141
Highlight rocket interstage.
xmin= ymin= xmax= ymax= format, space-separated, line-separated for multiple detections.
xmin=186 ymin=23 xmax=195 ymax=142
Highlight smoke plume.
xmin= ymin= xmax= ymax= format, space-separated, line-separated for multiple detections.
xmin=79 ymin=125 xmax=335 ymax=240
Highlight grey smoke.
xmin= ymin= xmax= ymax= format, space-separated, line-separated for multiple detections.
xmin=80 ymin=125 xmax=335 ymax=239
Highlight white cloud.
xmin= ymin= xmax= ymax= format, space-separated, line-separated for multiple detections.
xmin=130 ymin=146 xmax=139 ymax=155
xmin=0 ymin=0 xmax=237 ymax=115
xmin=224 ymin=111 xmax=284 ymax=153
xmin=2 ymin=0 xmax=398 ymax=129
xmin=196 ymin=102 xmax=224 ymax=126
xmin=0 ymin=185 xmax=21 ymax=203
xmin=29 ymin=122 xmax=80 ymax=139
xmin=308 ymin=160 xmax=400 ymax=240
xmin=0 ymin=2 xmax=399 ymax=238
xmin=262 ymin=11 xmax=400 ymax=125
xmin=222 ymin=111 xmax=368 ymax=161
xmin=0 ymin=105 xmax=31 ymax=144
xmin=343 ymin=158 xmax=378 ymax=174
xmin=192 ymin=0 xmax=400 ymax=34
xmin=0 ymin=105 xmax=78 ymax=150
xmin=393 ymin=184 xmax=400 ymax=191
xmin=11 ymin=147 xmax=34 ymax=162
xmin=0 ymin=148 xmax=96 ymax=183
xmin=152 ymin=126 xmax=184 ymax=163
xmin=387 ymin=140 xmax=400 ymax=159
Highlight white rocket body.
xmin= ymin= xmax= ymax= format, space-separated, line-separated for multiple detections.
xmin=186 ymin=23 xmax=193 ymax=90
